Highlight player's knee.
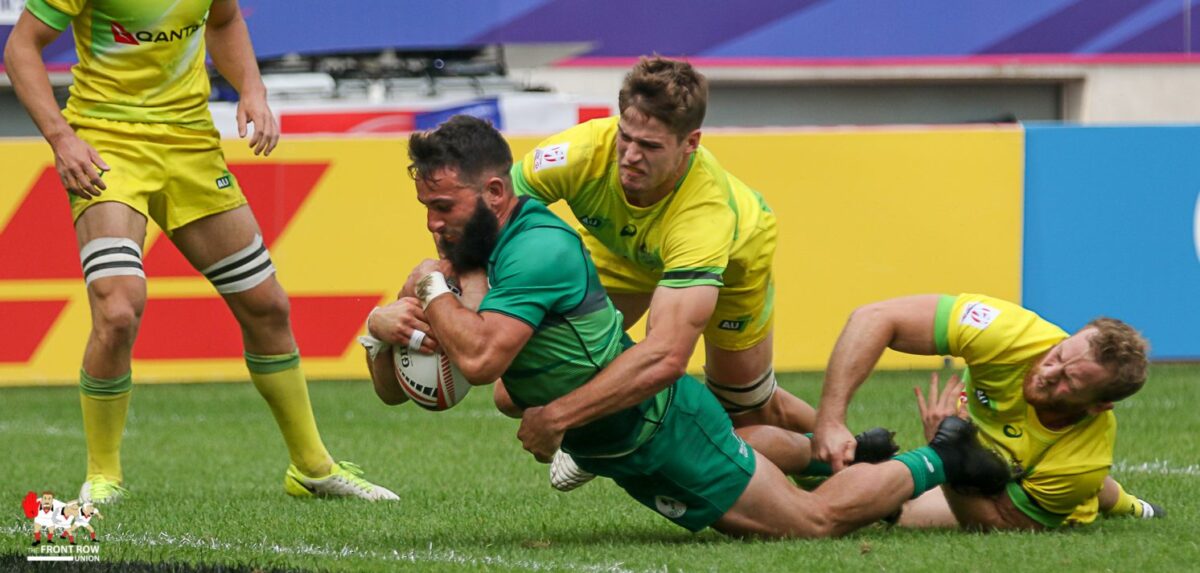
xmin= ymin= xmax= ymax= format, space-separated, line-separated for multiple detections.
xmin=237 ymin=286 xmax=291 ymax=325
xmin=90 ymin=295 xmax=143 ymax=346
xmin=802 ymin=500 xmax=840 ymax=538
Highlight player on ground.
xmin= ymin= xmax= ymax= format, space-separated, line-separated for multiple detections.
xmin=810 ymin=294 xmax=1162 ymax=529
xmin=4 ymin=0 xmax=395 ymax=502
xmin=449 ymin=56 xmax=819 ymax=489
xmin=370 ymin=115 xmax=1012 ymax=537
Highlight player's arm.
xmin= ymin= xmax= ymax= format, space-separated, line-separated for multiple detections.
xmin=4 ymin=9 xmax=109 ymax=197
xmin=362 ymin=345 xmax=409 ymax=406
xmin=813 ymin=295 xmax=943 ymax=471
xmin=410 ymin=259 xmax=534 ymax=385
xmin=518 ymin=285 xmax=716 ymax=461
xmin=205 ymin=0 xmax=277 ymax=155
xmin=423 ymin=297 xmax=532 ymax=386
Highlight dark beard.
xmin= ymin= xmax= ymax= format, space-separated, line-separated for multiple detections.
xmin=439 ymin=197 xmax=499 ymax=273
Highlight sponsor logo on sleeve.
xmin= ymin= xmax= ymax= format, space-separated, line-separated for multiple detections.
xmin=533 ymin=143 xmax=569 ymax=172
xmin=959 ymin=302 xmax=999 ymax=330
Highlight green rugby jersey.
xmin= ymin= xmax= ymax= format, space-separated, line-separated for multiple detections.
xmin=479 ymin=197 xmax=669 ymax=456
xmin=26 ymin=0 xmax=215 ymax=128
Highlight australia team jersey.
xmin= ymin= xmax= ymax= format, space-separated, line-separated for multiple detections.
xmin=935 ymin=294 xmax=1115 ymax=527
xmin=512 ymin=117 xmax=774 ymax=290
xmin=26 ymin=0 xmax=215 ymax=128
xmin=478 ymin=197 xmax=669 ymax=457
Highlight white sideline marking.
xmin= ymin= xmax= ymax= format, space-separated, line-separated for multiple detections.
xmin=0 ymin=525 xmax=638 ymax=572
xmin=1112 ymin=460 xmax=1200 ymax=476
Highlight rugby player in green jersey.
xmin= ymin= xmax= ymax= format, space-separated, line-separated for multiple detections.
xmin=365 ymin=115 xmax=1013 ymax=538
xmin=810 ymin=294 xmax=1162 ymax=529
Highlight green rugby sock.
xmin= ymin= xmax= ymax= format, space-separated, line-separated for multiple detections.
xmin=894 ymin=446 xmax=947 ymax=498
xmin=799 ymin=433 xmax=833 ymax=476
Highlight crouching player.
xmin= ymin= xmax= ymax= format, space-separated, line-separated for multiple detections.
xmin=364 ymin=115 xmax=1013 ymax=537
xmin=69 ymin=502 xmax=103 ymax=543
xmin=811 ymin=294 xmax=1162 ymax=529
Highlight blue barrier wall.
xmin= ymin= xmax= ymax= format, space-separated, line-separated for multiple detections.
xmin=1024 ymin=125 xmax=1200 ymax=360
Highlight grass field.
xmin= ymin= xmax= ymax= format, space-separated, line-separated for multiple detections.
xmin=2 ymin=366 xmax=1197 ymax=572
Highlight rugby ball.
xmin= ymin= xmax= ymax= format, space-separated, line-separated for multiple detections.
xmin=393 ymin=344 xmax=470 ymax=411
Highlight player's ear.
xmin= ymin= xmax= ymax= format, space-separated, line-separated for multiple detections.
xmin=683 ymin=129 xmax=701 ymax=153
xmin=483 ymin=175 xmax=506 ymax=203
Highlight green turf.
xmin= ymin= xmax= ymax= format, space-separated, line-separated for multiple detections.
xmin=2 ymin=365 xmax=1196 ymax=572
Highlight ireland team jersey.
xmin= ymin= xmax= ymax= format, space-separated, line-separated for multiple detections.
xmin=512 ymin=117 xmax=773 ymax=290
xmin=26 ymin=0 xmax=215 ymax=128
xmin=935 ymin=294 xmax=1115 ymax=527
xmin=478 ymin=197 xmax=669 ymax=457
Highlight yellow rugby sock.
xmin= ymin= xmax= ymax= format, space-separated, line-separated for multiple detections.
xmin=245 ymin=351 xmax=332 ymax=476
xmin=79 ymin=370 xmax=133 ymax=482
xmin=1104 ymin=480 xmax=1142 ymax=517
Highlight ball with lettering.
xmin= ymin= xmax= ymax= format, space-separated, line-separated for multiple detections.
xmin=392 ymin=345 xmax=471 ymax=411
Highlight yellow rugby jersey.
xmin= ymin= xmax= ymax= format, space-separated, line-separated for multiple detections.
xmin=935 ymin=293 xmax=1114 ymax=527
xmin=512 ymin=117 xmax=773 ymax=290
xmin=26 ymin=0 xmax=215 ymax=128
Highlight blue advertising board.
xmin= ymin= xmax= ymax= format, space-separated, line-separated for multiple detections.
xmin=1024 ymin=125 xmax=1200 ymax=359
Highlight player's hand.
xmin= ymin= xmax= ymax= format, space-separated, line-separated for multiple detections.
xmin=410 ymin=258 xmax=451 ymax=282
xmin=236 ymin=88 xmax=278 ymax=156
xmin=915 ymin=371 xmax=967 ymax=442
xmin=812 ymin=420 xmax=857 ymax=473
xmin=367 ymin=298 xmax=439 ymax=354
xmin=49 ymin=132 xmax=109 ymax=199
xmin=517 ymin=405 xmax=566 ymax=463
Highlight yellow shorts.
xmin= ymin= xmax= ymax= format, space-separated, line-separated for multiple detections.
xmin=581 ymin=215 xmax=776 ymax=352
xmin=67 ymin=115 xmax=246 ymax=235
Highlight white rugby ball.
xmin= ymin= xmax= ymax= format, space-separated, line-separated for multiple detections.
xmin=393 ymin=344 xmax=470 ymax=411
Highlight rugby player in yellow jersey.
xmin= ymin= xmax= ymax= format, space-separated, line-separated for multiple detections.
xmin=499 ymin=57 xmax=823 ymax=486
xmin=5 ymin=0 xmax=396 ymax=502
xmin=810 ymin=294 xmax=1162 ymax=529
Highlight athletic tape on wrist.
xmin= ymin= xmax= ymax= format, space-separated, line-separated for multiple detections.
xmin=416 ymin=271 xmax=453 ymax=309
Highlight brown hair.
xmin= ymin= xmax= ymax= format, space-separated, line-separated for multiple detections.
xmin=1085 ymin=317 xmax=1149 ymax=403
xmin=618 ymin=57 xmax=708 ymax=138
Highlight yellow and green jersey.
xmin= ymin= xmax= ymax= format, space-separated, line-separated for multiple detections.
xmin=935 ymin=293 xmax=1114 ymax=527
xmin=512 ymin=116 xmax=773 ymax=290
xmin=26 ymin=0 xmax=214 ymax=129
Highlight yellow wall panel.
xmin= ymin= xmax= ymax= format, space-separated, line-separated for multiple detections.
xmin=0 ymin=127 xmax=1021 ymax=385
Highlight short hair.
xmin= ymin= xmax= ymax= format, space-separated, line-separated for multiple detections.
xmin=407 ymin=115 xmax=513 ymax=185
xmin=1085 ymin=317 xmax=1149 ymax=403
xmin=618 ymin=56 xmax=708 ymax=138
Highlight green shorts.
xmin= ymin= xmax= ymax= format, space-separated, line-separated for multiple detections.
xmin=574 ymin=376 xmax=756 ymax=532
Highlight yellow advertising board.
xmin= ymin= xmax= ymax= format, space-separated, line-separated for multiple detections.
xmin=0 ymin=127 xmax=1021 ymax=385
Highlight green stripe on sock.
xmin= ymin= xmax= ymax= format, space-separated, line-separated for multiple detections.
xmin=245 ymin=350 xmax=301 ymax=374
xmin=79 ymin=370 xmax=132 ymax=396
xmin=894 ymin=446 xmax=946 ymax=499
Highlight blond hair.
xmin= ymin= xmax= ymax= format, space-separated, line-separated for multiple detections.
xmin=1086 ymin=317 xmax=1149 ymax=403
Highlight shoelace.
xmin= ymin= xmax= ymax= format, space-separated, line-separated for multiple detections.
xmin=334 ymin=462 xmax=374 ymax=491
xmin=88 ymin=477 xmax=128 ymax=500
